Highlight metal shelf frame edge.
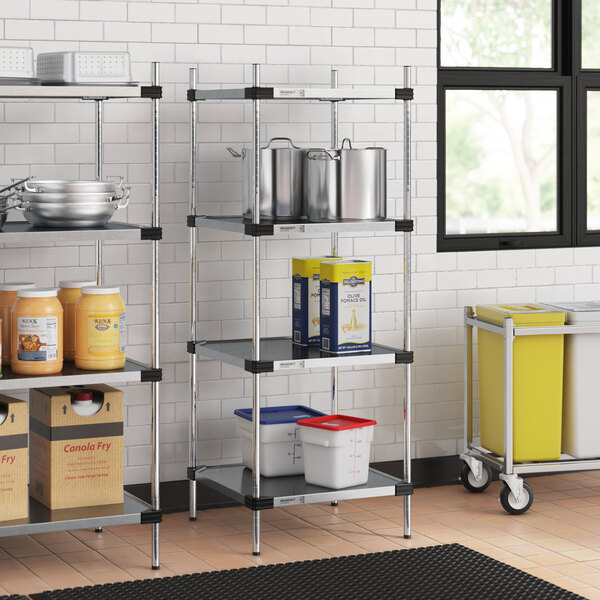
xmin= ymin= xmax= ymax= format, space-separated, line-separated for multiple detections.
xmin=0 ymin=492 xmax=159 ymax=539
xmin=187 ymin=215 xmax=414 ymax=236
xmin=187 ymin=86 xmax=413 ymax=102
xmin=191 ymin=465 xmax=412 ymax=509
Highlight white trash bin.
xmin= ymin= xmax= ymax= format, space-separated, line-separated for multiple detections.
xmin=545 ymin=301 xmax=600 ymax=458
xmin=298 ymin=414 xmax=376 ymax=489
xmin=234 ymin=405 xmax=324 ymax=477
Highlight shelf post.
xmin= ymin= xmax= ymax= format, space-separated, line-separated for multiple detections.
xmin=150 ymin=61 xmax=161 ymax=570
xmin=188 ymin=67 xmax=199 ymax=522
xmin=402 ymin=66 xmax=412 ymax=539
xmin=464 ymin=307 xmax=474 ymax=451
xmin=252 ymin=63 xmax=262 ymax=556
xmin=94 ymin=99 xmax=103 ymax=285
xmin=330 ymin=68 xmax=339 ymax=418
xmin=330 ymin=68 xmax=340 ymax=508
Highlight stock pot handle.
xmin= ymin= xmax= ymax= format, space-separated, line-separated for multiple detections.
xmin=115 ymin=187 xmax=130 ymax=210
xmin=106 ymin=175 xmax=124 ymax=189
xmin=307 ymin=149 xmax=340 ymax=161
xmin=265 ymin=137 xmax=301 ymax=149
xmin=340 ymin=138 xmax=353 ymax=149
xmin=226 ymin=147 xmax=243 ymax=158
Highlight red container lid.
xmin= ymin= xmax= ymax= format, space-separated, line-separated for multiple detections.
xmin=298 ymin=414 xmax=376 ymax=431
xmin=72 ymin=390 xmax=93 ymax=403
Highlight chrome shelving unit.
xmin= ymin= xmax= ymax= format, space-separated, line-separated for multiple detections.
xmin=187 ymin=65 xmax=414 ymax=555
xmin=461 ymin=306 xmax=600 ymax=515
xmin=0 ymin=70 xmax=162 ymax=568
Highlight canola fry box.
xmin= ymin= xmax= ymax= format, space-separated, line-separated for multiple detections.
xmin=29 ymin=384 xmax=123 ymax=510
xmin=0 ymin=395 xmax=28 ymax=521
xmin=292 ymin=256 xmax=342 ymax=346
xmin=320 ymin=260 xmax=372 ymax=353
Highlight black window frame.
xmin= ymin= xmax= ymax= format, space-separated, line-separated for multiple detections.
xmin=437 ymin=0 xmax=600 ymax=252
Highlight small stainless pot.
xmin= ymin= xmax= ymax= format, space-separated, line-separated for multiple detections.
xmin=306 ymin=138 xmax=387 ymax=222
xmin=228 ymin=137 xmax=306 ymax=220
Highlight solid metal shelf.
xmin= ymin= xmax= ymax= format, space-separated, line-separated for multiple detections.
xmin=0 ymin=492 xmax=160 ymax=538
xmin=188 ymin=215 xmax=413 ymax=236
xmin=0 ymin=84 xmax=160 ymax=100
xmin=0 ymin=221 xmax=161 ymax=243
xmin=192 ymin=465 xmax=412 ymax=509
xmin=189 ymin=337 xmax=412 ymax=373
xmin=0 ymin=359 xmax=161 ymax=392
xmin=189 ymin=86 xmax=413 ymax=102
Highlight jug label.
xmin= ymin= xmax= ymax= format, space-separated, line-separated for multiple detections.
xmin=17 ymin=317 xmax=58 ymax=361
xmin=87 ymin=313 xmax=125 ymax=356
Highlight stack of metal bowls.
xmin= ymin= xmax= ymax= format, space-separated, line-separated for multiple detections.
xmin=16 ymin=178 xmax=130 ymax=228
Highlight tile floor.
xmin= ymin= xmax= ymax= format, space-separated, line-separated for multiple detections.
xmin=3 ymin=472 xmax=600 ymax=598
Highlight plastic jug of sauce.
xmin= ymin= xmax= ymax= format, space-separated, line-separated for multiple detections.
xmin=58 ymin=280 xmax=96 ymax=361
xmin=11 ymin=288 xmax=63 ymax=375
xmin=0 ymin=283 xmax=36 ymax=366
xmin=75 ymin=286 xmax=126 ymax=371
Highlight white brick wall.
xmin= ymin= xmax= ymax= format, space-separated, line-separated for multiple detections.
xmin=0 ymin=0 xmax=575 ymax=486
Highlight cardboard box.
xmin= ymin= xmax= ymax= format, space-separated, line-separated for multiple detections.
xmin=320 ymin=260 xmax=372 ymax=354
xmin=29 ymin=384 xmax=123 ymax=510
xmin=0 ymin=394 xmax=28 ymax=521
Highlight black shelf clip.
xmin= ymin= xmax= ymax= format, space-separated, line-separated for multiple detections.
xmin=244 ymin=494 xmax=275 ymax=511
xmin=244 ymin=359 xmax=274 ymax=374
xmin=140 ymin=368 xmax=162 ymax=383
xmin=395 ymin=88 xmax=414 ymax=101
xmin=395 ymin=219 xmax=414 ymax=232
xmin=395 ymin=351 xmax=414 ymax=364
xmin=140 ymin=508 xmax=163 ymax=524
xmin=141 ymin=86 xmax=162 ymax=99
xmin=140 ymin=226 xmax=162 ymax=241
xmin=395 ymin=482 xmax=414 ymax=496
xmin=245 ymin=87 xmax=274 ymax=100
xmin=187 ymin=465 xmax=207 ymax=480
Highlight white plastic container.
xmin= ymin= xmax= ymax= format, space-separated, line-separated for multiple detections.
xmin=298 ymin=414 xmax=376 ymax=489
xmin=0 ymin=47 xmax=34 ymax=79
xmin=36 ymin=52 xmax=132 ymax=84
xmin=545 ymin=301 xmax=600 ymax=458
xmin=234 ymin=405 xmax=324 ymax=477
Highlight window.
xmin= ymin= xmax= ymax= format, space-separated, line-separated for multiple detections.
xmin=438 ymin=0 xmax=600 ymax=251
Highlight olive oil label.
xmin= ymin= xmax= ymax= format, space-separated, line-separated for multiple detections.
xmin=17 ymin=317 xmax=58 ymax=361
xmin=87 ymin=314 xmax=125 ymax=356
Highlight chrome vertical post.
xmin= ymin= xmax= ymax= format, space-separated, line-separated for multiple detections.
xmin=188 ymin=68 xmax=198 ymax=521
xmin=503 ymin=317 xmax=515 ymax=475
xmin=403 ymin=66 xmax=412 ymax=539
xmin=464 ymin=307 xmax=473 ymax=450
xmin=252 ymin=64 xmax=262 ymax=556
xmin=330 ymin=68 xmax=339 ymax=418
xmin=95 ymin=100 xmax=104 ymax=285
xmin=150 ymin=62 xmax=161 ymax=570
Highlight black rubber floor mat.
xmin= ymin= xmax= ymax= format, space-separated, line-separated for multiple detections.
xmin=29 ymin=543 xmax=584 ymax=600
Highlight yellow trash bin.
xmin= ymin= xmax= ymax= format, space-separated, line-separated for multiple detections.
xmin=476 ymin=304 xmax=565 ymax=463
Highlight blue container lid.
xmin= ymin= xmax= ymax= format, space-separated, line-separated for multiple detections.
xmin=234 ymin=405 xmax=325 ymax=425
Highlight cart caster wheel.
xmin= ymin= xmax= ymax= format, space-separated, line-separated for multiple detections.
xmin=460 ymin=462 xmax=492 ymax=493
xmin=499 ymin=481 xmax=533 ymax=515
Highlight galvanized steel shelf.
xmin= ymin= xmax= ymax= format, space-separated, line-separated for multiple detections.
xmin=192 ymin=465 xmax=412 ymax=510
xmin=0 ymin=84 xmax=161 ymax=100
xmin=188 ymin=86 xmax=413 ymax=102
xmin=0 ymin=67 xmax=162 ymax=568
xmin=188 ymin=65 xmax=414 ymax=554
xmin=188 ymin=215 xmax=413 ymax=236
xmin=189 ymin=337 xmax=412 ymax=373
xmin=0 ymin=221 xmax=161 ymax=243
xmin=0 ymin=492 xmax=160 ymax=538
xmin=0 ymin=359 xmax=160 ymax=391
